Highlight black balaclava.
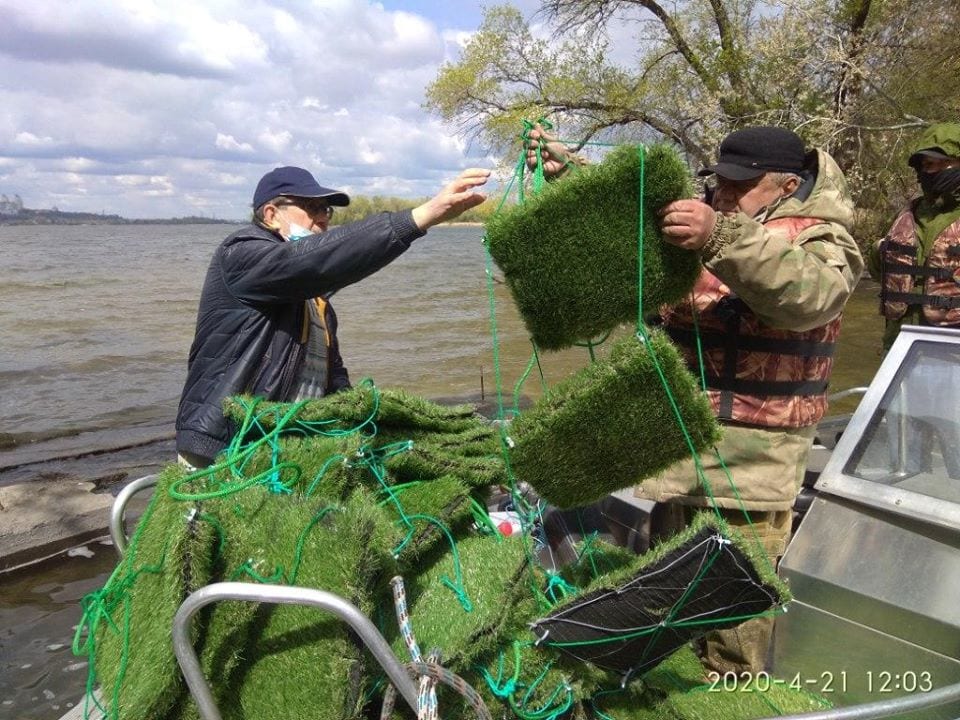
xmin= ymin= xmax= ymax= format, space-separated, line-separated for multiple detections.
xmin=918 ymin=167 xmax=960 ymax=202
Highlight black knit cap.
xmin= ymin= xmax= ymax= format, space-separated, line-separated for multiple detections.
xmin=699 ymin=126 xmax=808 ymax=180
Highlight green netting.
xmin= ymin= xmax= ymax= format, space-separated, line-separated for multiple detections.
xmin=507 ymin=332 xmax=721 ymax=509
xmin=485 ymin=143 xmax=700 ymax=350
xmin=530 ymin=513 xmax=790 ymax=679
xmin=75 ymin=465 xmax=217 ymax=720
xmin=170 ymin=487 xmax=396 ymax=720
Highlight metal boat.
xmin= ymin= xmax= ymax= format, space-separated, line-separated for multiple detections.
xmin=773 ymin=325 xmax=960 ymax=720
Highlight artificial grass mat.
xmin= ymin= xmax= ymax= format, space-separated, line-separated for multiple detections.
xmin=222 ymin=384 xmax=488 ymax=436
xmin=222 ymin=386 xmax=506 ymax=491
xmin=385 ymin=532 xmax=532 ymax=673
xmin=171 ymin=487 xmax=397 ymax=720
xmin=81 ymin=383 xmax=805 ymax=720
xmin=507 ymin=331 xmax=721 ymax=509
xmin=485 ymin=142 xmax=700 ymax=350
xmin=80 ymin=464 xmax=217 ymax=720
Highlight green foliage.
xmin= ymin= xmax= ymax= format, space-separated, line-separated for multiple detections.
xmin=485 ymin=143 xmax=699 ymax=349
xmin=426 ymin=0 xmax=960 ymax=249
xmin=507 ymin=332 xmax=721 ymax=509
xmin=329 ymin=192 xmax=498 ymax=225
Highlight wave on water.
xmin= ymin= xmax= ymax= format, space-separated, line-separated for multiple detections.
xmin=0 ymin=410 xmax=175 ymax=471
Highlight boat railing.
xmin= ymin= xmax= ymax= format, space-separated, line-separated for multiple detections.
xmin=756 ymin=677 xmax=960 ymax=720
xmin=109 ymin=473 xmax=158 ymax=557
xmin=173 ymin=583 xmax=428 ymax=720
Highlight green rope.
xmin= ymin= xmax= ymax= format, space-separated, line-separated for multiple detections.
xmin=588 ymin=687 xmax=628 ymax=720
xmin=573 ymin=330 xmax=612 ymax=362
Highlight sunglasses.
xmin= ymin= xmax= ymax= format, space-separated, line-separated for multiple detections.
xmin=275 ymin=197 xmax=335 ymax=219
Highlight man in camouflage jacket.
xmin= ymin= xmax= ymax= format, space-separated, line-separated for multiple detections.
xmin=644 ymin=126 xmax=863 ymax=675
xmin=866 ymin=123 xmax=960 ymax=478
xmin=529 ymin=125 xmax=863 ymax=676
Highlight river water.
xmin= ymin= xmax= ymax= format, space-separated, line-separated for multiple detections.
xmin=0 ymin=223 xmax=628 ymax=488
xmin=0 ymin=222 xmax=886 ymax=719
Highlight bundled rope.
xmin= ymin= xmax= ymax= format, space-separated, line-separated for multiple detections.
xmin=384 ymin=575 xmax=492 ymax=720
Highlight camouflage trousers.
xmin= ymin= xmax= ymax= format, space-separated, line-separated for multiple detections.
xmin=649 ymin=503 xmax=792 ymax=675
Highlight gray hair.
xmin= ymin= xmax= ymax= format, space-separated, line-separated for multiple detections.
xmin=768 ymin=171 xmax=802 ymax=188
xmin=252 ymin=195 xmax=287 ymax=225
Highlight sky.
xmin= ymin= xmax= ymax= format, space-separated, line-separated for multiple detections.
xmin=0 ymin=0 xmax=542 ymax=219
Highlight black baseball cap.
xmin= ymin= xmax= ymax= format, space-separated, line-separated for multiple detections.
xmin=699 ymin=126 xmax=808 ymax=180
xmin=252 ymin=166 xmax=350 ymax=210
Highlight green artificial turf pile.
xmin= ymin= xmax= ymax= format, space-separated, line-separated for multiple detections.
xmin=77 ymin=464 xmax=218 ymax=720
xmin=79 ymin=408 xmax=809 ymax=720
xmin=507 ymin=331 xmax=721 ymax=509
xmin=80 ymin=384 xmax=524 ymax=720
xmin=174 ymin=487 xmax=397 ymax=720
xmin=485 ymin=142 xmax=700 ymax=350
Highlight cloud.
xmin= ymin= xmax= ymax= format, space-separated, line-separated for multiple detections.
xmin=15 ymin=131 xmax=55 ymax=147
xmin=0 ymin=0 xmax=515 ymax=219
xmin=0 ymin=2 xmax=269 ymax=78
xmin=215 ymin=133 xmax=255 ymax=153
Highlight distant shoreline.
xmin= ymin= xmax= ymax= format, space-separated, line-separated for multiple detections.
xmin=0 ymin=214 xmax=487 ymax=228
xmin=0 ymin=214 xmax=237 ymax=227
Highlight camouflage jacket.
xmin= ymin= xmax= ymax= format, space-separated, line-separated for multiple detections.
xmin=877 ymin=209 xmax=960 ymax=326
xmin=662 ymin=149 xmax=863 ymax=429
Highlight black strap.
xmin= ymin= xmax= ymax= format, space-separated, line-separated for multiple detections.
xmin=673 ymin=294 xmax=835 ymax=418
xmin=703 ymin=376 xmax=830 ymax=396
xmin=883 ymin=291 xmax=960 ymax=310
xmin=665 ymin=326 xmax=836 ymax=357
xmin=880 ymin=239 xmax=918 ymax=257
xmin=882 ymin=263 xmax=957 ymax=280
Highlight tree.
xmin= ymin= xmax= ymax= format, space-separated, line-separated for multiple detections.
xmin=425 ymin=0 xmax=960 ymax=242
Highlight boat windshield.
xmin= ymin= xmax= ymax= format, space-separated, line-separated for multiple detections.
xmin=843 ymin=339 xmax=960 ymax=503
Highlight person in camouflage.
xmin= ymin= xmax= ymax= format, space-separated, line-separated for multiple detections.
xmin=867 ymin=122 xmax=960 ymax=478
xmin=527 ymin=125 xmax=863 ymax=676
xmin=869 ymin=122 xmax=960 ymax=348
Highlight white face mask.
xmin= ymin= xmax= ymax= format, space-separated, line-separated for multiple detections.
xmin=286 ymin=221 xmax=313 ymax=242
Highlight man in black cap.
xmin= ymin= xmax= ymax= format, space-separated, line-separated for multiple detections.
xmin=529 ymin=125 xmax=863 ymax=675
xmin=176 ymin=165 xmax=489 ymax=469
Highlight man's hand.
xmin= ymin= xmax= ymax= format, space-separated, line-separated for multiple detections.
xmin=412 ymin=168 xmax=491 ymax=230
xmin=525 ymin=124 xmax=574 ymax=178
xmin=659 ymin=199 xmax=718 ymax=251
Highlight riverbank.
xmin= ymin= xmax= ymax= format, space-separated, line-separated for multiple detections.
xmin=0 ymin=438 xmax=168 ymax=573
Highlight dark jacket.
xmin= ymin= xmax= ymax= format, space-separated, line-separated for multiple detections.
xmin=176 ymin=210 xmax=425 ymax=462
